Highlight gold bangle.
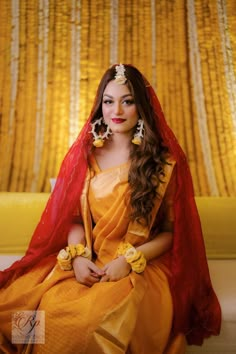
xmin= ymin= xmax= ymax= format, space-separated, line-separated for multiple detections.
xmin=117 ymin=242 xmax=146 ymax=273
xmin=57 ymin=244 xmax=91 ymax=271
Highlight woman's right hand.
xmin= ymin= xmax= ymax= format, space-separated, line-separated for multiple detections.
xmin=73 ymin=256 xmax=105 ymax=287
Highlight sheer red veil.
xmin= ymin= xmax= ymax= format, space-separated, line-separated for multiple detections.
xmin=0 ymin=64 xmax=221 ymax=345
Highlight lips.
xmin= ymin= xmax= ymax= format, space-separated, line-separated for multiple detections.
xmin=111 ymin=118 xmax=126 ymax=124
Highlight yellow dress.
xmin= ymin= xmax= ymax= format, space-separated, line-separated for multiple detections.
xmin=0 ymin=157 xmax=186 ymax=354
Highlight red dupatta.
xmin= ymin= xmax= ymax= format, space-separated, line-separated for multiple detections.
xmin=0 ymin=65 xmax=221 ymax=345
xmin=146 ymin=84 xmax=221 ymax=344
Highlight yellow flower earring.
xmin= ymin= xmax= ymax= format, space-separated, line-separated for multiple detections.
xmin=91 ymin=117 xmax=112 ymax=147
xmin=132 ymin=119 xmax=145 ymax=145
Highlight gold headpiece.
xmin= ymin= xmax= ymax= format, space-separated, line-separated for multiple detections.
xmin=114 ymin=63 xmax=127 ymax=84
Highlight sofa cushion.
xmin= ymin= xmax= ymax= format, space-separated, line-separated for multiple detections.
xmin=0 ymin=192 xmax=50 ymax=254
xmin=195 ymin=197 xmax=236 ymax=259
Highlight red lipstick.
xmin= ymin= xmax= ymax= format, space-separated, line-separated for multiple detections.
xmin=111 ymin=118 xmax=126 ymax=124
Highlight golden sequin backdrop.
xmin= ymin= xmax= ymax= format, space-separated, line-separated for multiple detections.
xmin=0 ymin=0 xmax=235 ymax=194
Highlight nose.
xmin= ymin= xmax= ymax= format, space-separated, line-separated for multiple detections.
xmin=114 ymin=102 xmax=123 ymax=115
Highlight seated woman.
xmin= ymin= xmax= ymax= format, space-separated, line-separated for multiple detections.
xmin=0 ymin=64 xmax=221 ymax=353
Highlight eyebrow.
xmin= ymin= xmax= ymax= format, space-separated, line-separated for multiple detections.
xmin=103 ymin=93 xmax=133 ymax=99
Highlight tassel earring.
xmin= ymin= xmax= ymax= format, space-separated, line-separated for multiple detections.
xmin=132 ymin=119 xmax=145 ymax=145
xmin=91 ymin=117 xmax=112 ymax=147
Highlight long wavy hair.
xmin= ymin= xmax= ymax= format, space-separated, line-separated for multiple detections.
xmin=90 ymin=64 xmax=169 ymax=226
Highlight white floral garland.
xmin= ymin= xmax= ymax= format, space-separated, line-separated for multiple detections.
xmin=110 ymin=0 xmax=119 ymax=65
xmin=32 ymin=0 xmax=49 ymax=191
xmin=216 ymin=0 xmax=236 ymax=134
xmin=187 ymin=0 xmax=219 ymax=196
xmin=10 ymin=0 xmax=19 ymax=132
xmin=69 ymin=0 xmax=81 ymax=146
xmin=151 ymin=0 xmax=157 ymax=91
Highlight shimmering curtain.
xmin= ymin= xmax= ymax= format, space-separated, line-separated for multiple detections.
xmin=0 ymin=0 xmax=235 ymax=195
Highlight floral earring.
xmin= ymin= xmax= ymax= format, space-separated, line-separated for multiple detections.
xmin=90 ymin=117 xmax=112 ymax=147
xmin=132 ymin=119 xmax=145 ymax=145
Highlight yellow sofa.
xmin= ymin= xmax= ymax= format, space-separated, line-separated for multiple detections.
xmin=0 ymin=193 xmax=235 ymax=353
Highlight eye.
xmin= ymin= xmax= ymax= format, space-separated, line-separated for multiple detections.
xmin=103 ymin=99 xmax=113 ymax=105
xmin=122 ymin=99 xmax=135 ymax=105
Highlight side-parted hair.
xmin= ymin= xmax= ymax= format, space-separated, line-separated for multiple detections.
xmin=90 ymin=64 xmax=169 ymax=226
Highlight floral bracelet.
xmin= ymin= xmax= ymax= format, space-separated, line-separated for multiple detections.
xmin=57 ymin=244 xmax=91 ymax=271
xmin=117 ymin=242 xmax=146 ymax=273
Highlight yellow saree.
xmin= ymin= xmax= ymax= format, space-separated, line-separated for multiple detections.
xmin=0 ymin=156 xmax=185 ymax=353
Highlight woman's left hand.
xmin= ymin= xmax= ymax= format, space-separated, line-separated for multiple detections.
xmin=100 ymin=256 xmax=131 ymax=282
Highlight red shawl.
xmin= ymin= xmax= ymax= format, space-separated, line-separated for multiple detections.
xmin=0 ymin=65 xmax=221 ymax=345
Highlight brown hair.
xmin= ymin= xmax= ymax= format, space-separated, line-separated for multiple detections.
xmin=90 ymin=64 xmax=169 ymax=226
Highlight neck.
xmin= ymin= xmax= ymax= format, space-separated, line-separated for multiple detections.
xmin=108 ymin=133 xmax=132 ymax=150
xmin=94 ymin=133 xmax=132 ymax=170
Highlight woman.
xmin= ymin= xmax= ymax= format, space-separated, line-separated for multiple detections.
xmin=0 ymin=64 xmax=221 ymax=353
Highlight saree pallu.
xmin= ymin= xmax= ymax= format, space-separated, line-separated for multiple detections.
xmin=0 ymin=157 xmax=185 ymax=353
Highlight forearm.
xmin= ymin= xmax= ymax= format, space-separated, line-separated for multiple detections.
xmin=136 ymin=232 xmax=173 ymax=261
xmin=67 ymin=224 xmax=85 ymax=245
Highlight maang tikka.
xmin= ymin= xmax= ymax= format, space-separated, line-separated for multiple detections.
xmin=114 ymin=63 xmax=127 ymax=84
xmin=90 ymin=117 xmax=112 ymax=147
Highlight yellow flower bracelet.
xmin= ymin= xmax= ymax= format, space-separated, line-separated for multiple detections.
xmin=117 ymin=242 xmax=146 ymax=273
xmin=57 ymin=244 xmax=91 ymax=271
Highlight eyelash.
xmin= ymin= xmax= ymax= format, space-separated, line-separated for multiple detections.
xmin=103 ymin=99 xmax=134 ymax=105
